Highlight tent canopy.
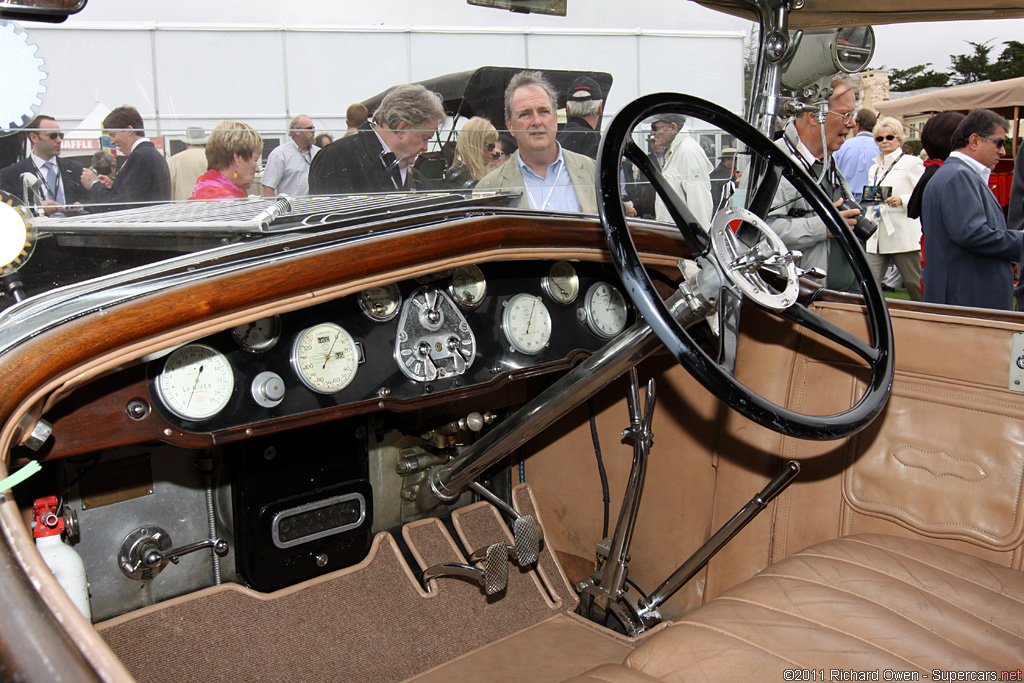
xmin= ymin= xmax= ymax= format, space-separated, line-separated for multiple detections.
xmin=875 ymin=77 xmax=1024 ymax=119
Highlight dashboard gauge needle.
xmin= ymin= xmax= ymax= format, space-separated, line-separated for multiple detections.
xmin=241 ymin=322 xmax=256 ymax=343
xmin=186 ymin=364 xmax=204 ymax=409
xmin=323 ymin=332 xmax=341 ymax=370
xmin=526 ymin=299 xmax=537 ymax=333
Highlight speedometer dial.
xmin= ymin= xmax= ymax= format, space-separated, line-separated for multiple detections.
xmin=155 ymin=344 xmax=235 ymax=421
xmin=291 ymin=323 xmax=360 ymax=394
xmin=502 ymin=294 xmax=551 ymax=355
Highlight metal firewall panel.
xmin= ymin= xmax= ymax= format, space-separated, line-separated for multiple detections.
xmin=65 ymin=445 xmax=235 ymax=623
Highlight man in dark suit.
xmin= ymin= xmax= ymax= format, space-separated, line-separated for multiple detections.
xmin=80 ymin=105 xmax=171 ymax=211
xmin=308 ymin=84 xmax=444 ymax=195
xmin=0 ymin=114 xmax=89 ymax=215
xmin=922 ymin=109 xmax=1021 ymax=310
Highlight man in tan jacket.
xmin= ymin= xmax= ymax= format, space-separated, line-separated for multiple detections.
xmin=476 ymin=71 xmax=596 ymax=214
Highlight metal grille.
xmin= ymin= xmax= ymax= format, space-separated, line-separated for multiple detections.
xmin=35 ymin=192 xmax=494 ymax=235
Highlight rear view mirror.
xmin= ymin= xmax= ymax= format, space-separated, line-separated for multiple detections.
xmin=781 ymin=26 xmax=875 ymax=92
xmin=467 ymin=0 xmax=567 ymax=16
xmin=0 ymin=0 xmax=86 ymax=23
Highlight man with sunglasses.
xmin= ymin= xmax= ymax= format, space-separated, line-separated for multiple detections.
xmin=0 ymin=114 xmax=89 ymax=215
xmin=921 ymin=109 xmax=1021 ymax=310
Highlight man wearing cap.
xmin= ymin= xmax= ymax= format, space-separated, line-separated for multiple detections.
xmin=650 ymin=114 xmax=714 ymax=228
xmin=475 ymin=71 xmax=597 ymax=214
xmin=167 ymin=126 xmax=209 ymax=202
xmin=263 ymin=115 xmax=318 ymax=197
xmin=557 ymin=76 xmax=603 ymax=160
xmin=0 ymin=114 xmax=89 ymax=215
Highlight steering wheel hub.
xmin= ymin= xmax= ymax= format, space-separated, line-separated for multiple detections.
xmin=709 ymin=207 xmax=799 ymax=311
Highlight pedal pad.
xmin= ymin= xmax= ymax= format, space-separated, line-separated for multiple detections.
xmin=482 ymin=542 xmax=509 ymax=596
xmin=512 ymin=515 xmax=540 ymax=566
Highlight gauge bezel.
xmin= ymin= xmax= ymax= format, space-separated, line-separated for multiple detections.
xmin=290 ymin=322 xmax=361 ymax=395
xmin=542 ymin=260 xmax=580 ymax=305
xmin=583 ymin=282 xmax=629 ymax=339
xmin=502 ymin=293 xmax=552 ymax=355
xmin=357 ymin=283 xmax=403 ymax=322
xmin=231 ymin=315 xmax=282 ymax=353
xmin=449 ymin=264 xmax=487 ymax=309
xmin=154 ymin=343 xmax=235 ymax=421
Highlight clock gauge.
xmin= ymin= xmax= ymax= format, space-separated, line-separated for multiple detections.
xmin=584 ymin=282 xmax=629 ymax=339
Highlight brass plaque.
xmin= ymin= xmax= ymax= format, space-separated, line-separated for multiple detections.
xmin=79 ymin=453 xmax=153 ymax=510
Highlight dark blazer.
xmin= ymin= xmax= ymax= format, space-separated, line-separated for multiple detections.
xmin=921 ymin=155 xmax=1023 ymax=310
xmin=556 ymin=117 xmax=600 ymax=160
xmin=89 ymin=140 xmax=171 ymax=211
xmin=0 ymin=156 xmax=90 ymax=208
xmin=308 ymin=123 xmax=427 ymax=195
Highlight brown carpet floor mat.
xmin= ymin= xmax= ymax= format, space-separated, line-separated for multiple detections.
xmin=97 ymin=486 xmax=571 ymax=683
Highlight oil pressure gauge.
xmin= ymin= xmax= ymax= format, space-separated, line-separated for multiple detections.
xmin=542 ymin=261 xmax=579 ymax=304
xmin=231 ymin=316 xmax=281 ymax=352
xmin=584 ymin=282 xmax=628 ymax=338
xmin=450 ymin=265 xmax=487 ymax=309
xmin=358 ymin=283 xmax=402 ymax=322
xmin=155 ymin=344 xmax=235 ymax=421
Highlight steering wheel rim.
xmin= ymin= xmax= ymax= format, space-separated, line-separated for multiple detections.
xmin=598 ymin=93 xmax=894 ymax=440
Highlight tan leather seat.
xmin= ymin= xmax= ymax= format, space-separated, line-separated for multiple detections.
xmin=567 ymin=534 xmax=1024 ymax=682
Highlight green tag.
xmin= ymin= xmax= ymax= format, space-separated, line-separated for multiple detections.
xmin=0 ymin=460 xmax=42 ymax=491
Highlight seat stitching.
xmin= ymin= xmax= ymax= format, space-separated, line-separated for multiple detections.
xmin=802 ymin=538 xmax=1024 ymax=609
xmin=711 ymin=594 xmax=929 ymax=671
xmin=755 ymin=563 xmax=1022 ymax=643
xmin=665 ymin=620 xmax=805 ymax=668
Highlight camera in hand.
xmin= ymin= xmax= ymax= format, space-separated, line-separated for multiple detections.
xmin=843 ymin=196 xmax=878 ymax=242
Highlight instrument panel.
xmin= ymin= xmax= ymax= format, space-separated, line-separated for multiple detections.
xmin=147 ymin=260 xmax=632 ymax=432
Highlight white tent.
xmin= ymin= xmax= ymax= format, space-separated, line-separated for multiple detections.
xmin=61 ymin=102 xmax=109 ymax=156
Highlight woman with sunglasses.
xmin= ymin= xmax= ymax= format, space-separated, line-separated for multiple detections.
xmin=444 ymin=117 xmax=498 ymax=192
xmin=863 ymin=115 xmax=926 ymax=300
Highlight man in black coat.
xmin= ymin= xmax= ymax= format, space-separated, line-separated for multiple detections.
xmin=308 ymin=84 xmax=444 ymax=195
xmin=556 ymin=76 xmax=603 ymax=160
xmin=80 ymin=105 xmax=171 ymax=211
xmin=0 ymin=114 xmax=89 ymax=215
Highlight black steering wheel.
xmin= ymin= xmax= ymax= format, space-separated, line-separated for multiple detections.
xmin=598 ymin=93 xmax=894 ymax=440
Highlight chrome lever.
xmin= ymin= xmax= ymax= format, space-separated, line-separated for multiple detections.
xmin=118 ymin=525 xmax=228 ymax=581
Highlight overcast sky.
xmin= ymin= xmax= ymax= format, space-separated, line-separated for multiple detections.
xmin=871 ymin=18 xmax=1024 ymax=73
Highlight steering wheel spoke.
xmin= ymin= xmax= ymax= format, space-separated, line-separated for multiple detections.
xmin=775 ymin=302 xmax=880 ymax=365
xmin=624 ymin=140 xmax=709 ymax=254
xmin=597 ymin=93 xmax=894 ymax=440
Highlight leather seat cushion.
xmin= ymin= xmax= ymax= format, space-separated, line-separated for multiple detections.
xmin=568 ymin=534 xmax=1024 ymax=682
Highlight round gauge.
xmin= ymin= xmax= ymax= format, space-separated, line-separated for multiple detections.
xmin=584 ymin=282 xmax=629 ymax=339
xmin=502 ymin=293 xmax=552 ymax=355
xmin=155 ymin=344 xmax=235 ymax=421
xmin=542 ymin=261 xmax=579 ymax=305
xmin=231 ymin=316 xmax=281 ymax=352
xmin=358 ymin=284 xmax=402 ymax=322
xmin=450 ymin=265 xmax=487 ymax=309
xmin=291 ymin=323 xmax=360 ymax=394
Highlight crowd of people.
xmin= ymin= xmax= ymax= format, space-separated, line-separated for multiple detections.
xmin=1 ymin=67 xmax=1021 ymax=312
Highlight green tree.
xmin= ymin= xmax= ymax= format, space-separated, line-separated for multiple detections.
xmin=889 ymin=64 xmax=951 ymax=91
xmin=949 ymin=40 xmax=994 ymax=85
xmin=988 ymin=40 xmax=1024 ymax=81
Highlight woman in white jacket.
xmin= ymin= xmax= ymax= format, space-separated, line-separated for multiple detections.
xmin=864 ymin=115 xmax=925 ymax=300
